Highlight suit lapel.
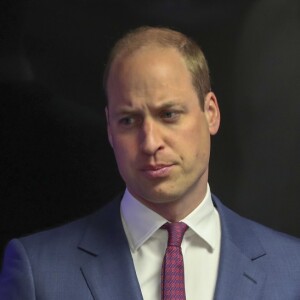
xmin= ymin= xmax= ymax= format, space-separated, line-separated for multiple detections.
xmin=77 ymin=197 xmax=143 ymax=300
xmin=212 ymin=196 xmax=267 ymax=299
xmin=74 ymin=194 xmax=269 ymax=299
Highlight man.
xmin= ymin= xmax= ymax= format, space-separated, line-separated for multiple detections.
xmin=0 ymin=26 xmax=299 ymax=299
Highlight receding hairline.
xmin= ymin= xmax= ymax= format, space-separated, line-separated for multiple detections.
xmin=111 ymin=26 xmax=189 ymax=58
xmin=103 ymin=26 xmax=211 ymax=109
xmin=104 ymin=27 xmax=193 ymax=85
xmin=108 ymin=45 xmax=190 ymax=82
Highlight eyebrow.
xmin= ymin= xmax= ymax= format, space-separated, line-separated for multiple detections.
xmin=111 ymin=100 xmax=186 ymax=117
xmin=156 ymin=101 xmax=185 ymax=109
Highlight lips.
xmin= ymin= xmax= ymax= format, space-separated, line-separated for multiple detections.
xmin=141 ymin=164 xmax=174 ymax=178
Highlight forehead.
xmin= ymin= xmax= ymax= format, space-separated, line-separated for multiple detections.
xmin=107 ymin=46 xmax=192 ymax=92
xmin=106 ymin=46 xmax=201 ymax=112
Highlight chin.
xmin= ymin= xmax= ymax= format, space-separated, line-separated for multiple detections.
xmin=141 ymin=188 xmax=183 ymax=205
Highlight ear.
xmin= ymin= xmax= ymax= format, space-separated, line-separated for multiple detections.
xmin=105 ymin=106 xmax=114 ymax=148
xmin=204 ymin=92 xmax=220 ymax=135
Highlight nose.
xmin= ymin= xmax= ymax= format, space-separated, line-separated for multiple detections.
xmin=139 ymin=119 xmax=163 ymax=155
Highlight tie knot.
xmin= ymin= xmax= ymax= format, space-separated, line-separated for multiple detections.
xmin=162 ymin=222 xmax=188 ymax=247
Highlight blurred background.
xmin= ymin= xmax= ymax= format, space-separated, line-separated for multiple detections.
xmin=1 ymin=0 xmax=299 ymax=258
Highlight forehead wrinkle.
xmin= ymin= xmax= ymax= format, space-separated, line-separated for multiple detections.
xmin=126 ymin=75 xmax=189 ymax=108
xmin=111 ymin=99 xmax=186 ymax=120
xmin=108 ymin=46 xmax=198 ymax=112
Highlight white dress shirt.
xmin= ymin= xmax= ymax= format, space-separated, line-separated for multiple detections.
xmin=121 ymin=184 xmax=221 ymax=300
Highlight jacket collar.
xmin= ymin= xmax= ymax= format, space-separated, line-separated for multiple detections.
xmin=77 ymin=195 xmax=143 ymax=300
xmin=212 ymin=195 xmax=267 ymax=299
xmin=76 ymin=194 xmax=267 ymax=299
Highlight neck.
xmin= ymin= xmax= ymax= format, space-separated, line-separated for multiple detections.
xmin=136 ymin=183 xmax=208 ymax=222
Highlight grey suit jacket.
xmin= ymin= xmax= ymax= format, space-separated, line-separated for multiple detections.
xmin=0 ymin=195 xmax=300 ymax=299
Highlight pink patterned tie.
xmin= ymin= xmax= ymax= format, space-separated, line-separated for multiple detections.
xmin=161 ymin=222 xmax=188 ymax=300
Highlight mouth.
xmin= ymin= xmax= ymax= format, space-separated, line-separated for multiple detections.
xmin=141 ymin=164 xmax=174 ymax=179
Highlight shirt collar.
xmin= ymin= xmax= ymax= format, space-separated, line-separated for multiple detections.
xmin=121 ymin=184 xmax=219 ymax=252
xmin=121 ymin=189 xmax=167 ymax=251
xmin=182 ymin=185 xmax=219 ymax=251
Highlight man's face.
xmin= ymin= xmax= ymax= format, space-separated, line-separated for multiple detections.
xmin=106 ymin=46 xmax=220 ymax=213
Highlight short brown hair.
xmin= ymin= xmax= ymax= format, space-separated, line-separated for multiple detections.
xmin=103 ymin=26 xmax=211 ymax=109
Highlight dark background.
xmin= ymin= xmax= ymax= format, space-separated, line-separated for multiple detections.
xmin=1 ymin=0 xmax=299 ymax=259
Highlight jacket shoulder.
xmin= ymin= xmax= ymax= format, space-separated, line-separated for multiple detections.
xmin=213 ymin=194 xmax=300 ymax=254
xmin=17 ymin=196 xmax=121 ymax=254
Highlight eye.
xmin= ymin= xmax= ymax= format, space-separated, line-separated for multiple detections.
xmin=119 ymin=116 xmax=135 ymax=126
xmin=161 ymin=110 xmax=180 ymax=122
xmin=163 ymin=111 xmax=175 ymax=118
xmin=118 ymin=114 xmax=142 ymax=128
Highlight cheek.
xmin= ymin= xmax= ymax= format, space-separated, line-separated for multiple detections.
xmin=183 ymin=126 xmax=210 ymax=158
xmin=112 ymin=145 xmax=133 ymax=181
xmin=112 ymin=138 xmax=136 ymax=164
